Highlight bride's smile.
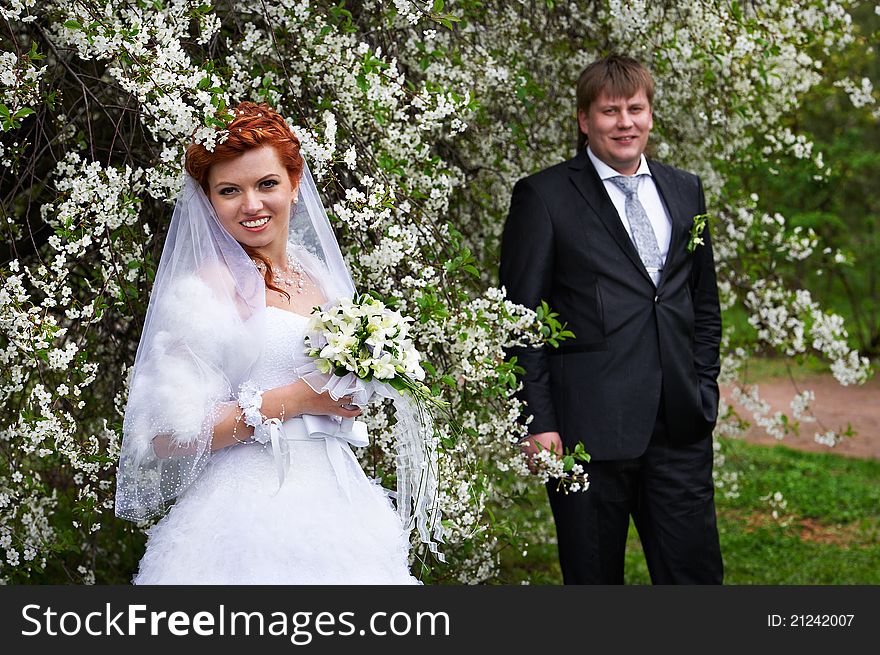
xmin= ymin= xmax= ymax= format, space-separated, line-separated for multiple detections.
xmin=240 ymin=215 xmax=271 ymax=230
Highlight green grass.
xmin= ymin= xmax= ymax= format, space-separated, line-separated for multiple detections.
xmin=496 ymin=438 xmax=880 ymax=584
xmin=736 ymin=354 xmax=831 ymax=382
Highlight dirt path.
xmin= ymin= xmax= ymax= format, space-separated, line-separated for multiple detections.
xmin=722 ymin=374 xmax=880 ymax=460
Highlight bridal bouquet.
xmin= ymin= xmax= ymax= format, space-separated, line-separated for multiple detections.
xmin=297 ymin=292 xmax=451 ymax=560
xmin=303 ymin=293 xmax=446 ymax=413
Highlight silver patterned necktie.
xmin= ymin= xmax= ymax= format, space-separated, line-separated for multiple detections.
xmin=608 ymin=175 xmax=662 ymax=282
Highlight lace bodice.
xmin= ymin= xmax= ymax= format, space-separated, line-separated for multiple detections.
xmin=248 ymin=307 xmax=311 ymax=390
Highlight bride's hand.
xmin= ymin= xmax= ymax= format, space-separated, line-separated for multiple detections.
xmin=287 ymin=380 xmax=362 ymax=419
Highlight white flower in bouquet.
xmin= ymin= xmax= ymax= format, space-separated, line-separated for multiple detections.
xmin=370 ymin=352 xmax=397 ymax=380
xmin=399 ymin=341 xmax=425 ymax=381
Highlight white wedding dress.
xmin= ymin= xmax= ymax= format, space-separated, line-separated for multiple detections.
xmin=133 ymin=306 xmax=418 ymax=584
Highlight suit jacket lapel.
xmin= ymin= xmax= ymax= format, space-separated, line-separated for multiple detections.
xmin=568 ymin=151 xmax=652 ymax=285
xmin=648 ymin=160 xmax=690 ymax=291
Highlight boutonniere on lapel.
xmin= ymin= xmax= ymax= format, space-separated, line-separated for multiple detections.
xmin=687 ymin=213 xmax=709 ymax=253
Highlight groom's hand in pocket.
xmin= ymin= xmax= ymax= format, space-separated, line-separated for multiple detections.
xmin=521 ymin=431 xmax=563 ymax=473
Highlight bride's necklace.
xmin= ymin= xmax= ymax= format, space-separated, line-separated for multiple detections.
xmin=251 ymin=252 xmax=306 ymax=295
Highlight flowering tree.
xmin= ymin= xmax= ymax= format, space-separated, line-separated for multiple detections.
xmin=0 ymin=0 xmax=874 ymax=583
xmin=729 ymin=4 xmax=880 ymax=362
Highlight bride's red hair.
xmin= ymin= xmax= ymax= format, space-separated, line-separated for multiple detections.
xmin=185 ymin=101 xmax=304 ymax=190
xmin=185 ymin=102 xmax=305 ymax=298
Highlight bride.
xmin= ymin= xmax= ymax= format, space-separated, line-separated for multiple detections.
xmin=115 ymin=102 xmax=440 ymax=584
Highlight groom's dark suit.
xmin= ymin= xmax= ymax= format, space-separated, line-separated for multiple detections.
xmin=500 ymin=148 xmax=723 ymax=584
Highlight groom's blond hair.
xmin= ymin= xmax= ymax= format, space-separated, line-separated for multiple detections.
xmin=576 ymin=55 xmax=655 ymax=150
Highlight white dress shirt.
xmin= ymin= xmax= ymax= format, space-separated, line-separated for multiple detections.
xmin=587 ymin=146 xmax=672 ymax=287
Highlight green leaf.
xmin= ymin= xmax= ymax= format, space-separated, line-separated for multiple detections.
xmin=730 ymin=0 xmax=743 ymax=21
xmin=433 ymin=0 xmax=444 ymax=12
xmin=64 ymin=20 xmax=82 ymax=30
xmin=27 ymin=42 xmax=44 ymax=60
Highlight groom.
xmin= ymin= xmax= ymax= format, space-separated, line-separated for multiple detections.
xmin=500 ymin=55 xmax=723 ymax=584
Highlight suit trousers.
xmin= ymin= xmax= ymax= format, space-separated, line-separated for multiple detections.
xmin=546 ymin=406 xmax=723 ymax=584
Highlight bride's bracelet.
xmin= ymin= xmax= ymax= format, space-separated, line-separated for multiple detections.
xmin=234 ymin=382 xmax=285 ymax=446
xmin=237 ymin=381 xmax=265 ymax=428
